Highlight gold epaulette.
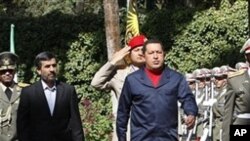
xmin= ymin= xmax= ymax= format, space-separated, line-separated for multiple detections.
xmin=17 ymin=82 xmax=30 ymax=88
xmin=228 ymin=69 xmax=245 ymax=78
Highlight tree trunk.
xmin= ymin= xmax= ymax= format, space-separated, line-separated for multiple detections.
xmin=103 ymin=0 xmax=121 ymax=60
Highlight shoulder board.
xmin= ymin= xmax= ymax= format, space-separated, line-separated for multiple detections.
xmin=228 ymin=70 xmax=245 ymax=78
xmin=18 ymin=82 xmax=30 ymax=88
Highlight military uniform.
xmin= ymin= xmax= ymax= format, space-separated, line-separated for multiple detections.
xmin=0 ymin=83 xmax=28 ymax=141
xmin=211 ymin=66 xmax=229 ymax=141
xmin=192 ymin=69 xmax=207 ymax=140
xmin=195 ymin=88 xmax=206 ymax=139
xmin=222 ymin=39 xmax=250 ymax=141
xmin=212 ymin=85 xmax=227 ymax=141
xmin=0 ymin=52 xmax=28 ymax=141
xmin=91 ymin=35 xmax=147 ymax=141
xmin=222 ymin=70 xmax=250 ymax=141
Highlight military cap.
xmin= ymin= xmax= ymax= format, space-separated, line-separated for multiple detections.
xmin=201 ymin=68 xmax=212 ymax=78
xmin=185 ymin=73 xmax=196 ymax=82
xmin=235 ymin=62 xmax=248 ymax=70
xmin=128 ymin=35 xmax=147 ymax=49
xmin=240 ymin=39 xmax=250 ymax=54
xmin=0 ymin=51 xmax=18 ymax=71
xmin=193 ymin=69 xmax=206 ymax=78
xmin=212 ymin=67 xmax=223 ymax=77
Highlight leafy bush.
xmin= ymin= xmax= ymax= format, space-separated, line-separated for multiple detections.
xmin=142 ymin=0 xmax=247 ymax=73
xmin=1 ymin=1 xmax=249 ymax=140
xmin=64 ymin=32 xmax=113 ymax=141
xmin=168 ymin=0 xmax=247 ymax=72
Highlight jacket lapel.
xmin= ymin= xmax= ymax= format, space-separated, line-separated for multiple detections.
xmin=138 ymin=68 xmax=154 ymax=88
xmin=0 ymin=87 xmax=10 ymax=103
xmin=156 ymin=67 xmax=170 ymax=88
xmin=53 ymin=81 xmax=63 ymax=116
xmin=9 ymin=84 xmax=21 ymax=103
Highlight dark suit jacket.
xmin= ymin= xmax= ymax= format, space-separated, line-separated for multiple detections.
xmin=17 ymin=80 xmax=84 ymax=141
xmin=117 ymin=67 xmax=198 ymax=141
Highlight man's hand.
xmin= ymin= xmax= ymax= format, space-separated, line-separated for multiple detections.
xmin=110 ymin=46 xmax=130 ymax=65
xmin=185 ymin=115 xmax=196 ymax=129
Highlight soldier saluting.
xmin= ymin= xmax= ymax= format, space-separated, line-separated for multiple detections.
xmin=222 ymin=39 xmax=250 ymax=141
xmin=0 ymin=52 xmax=27 ymax=141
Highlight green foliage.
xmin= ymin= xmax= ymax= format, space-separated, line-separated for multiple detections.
xmin=167 ymin=0 xmax=247 ymax=73
xmin=2 ymin=0 xmax=103 ymax=16
xmin=1 ymin=0 xmax=250 ymax=140
xmin=1 ymin=1 xmax=112 ymax=140
xmin=65 ymin=32 xmax=106 ymax=96
xmin=81 ymin=98 xmax=112 ymax=140
xmin=64 ymin=32 xmax=113 ymax=141
xmin=0 ymin=11 xmax=103 ymax=82
xmin=142 ymin=0 xmax=248 ymax=73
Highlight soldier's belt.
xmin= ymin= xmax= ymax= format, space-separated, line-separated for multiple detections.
xmin=237 ymin=113 xmax=250 ymax=119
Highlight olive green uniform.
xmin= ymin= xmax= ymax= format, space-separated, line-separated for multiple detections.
xmin=0 ymin=83 xmax=27 ymax=141
xmin=212 ymin=86 xmax=227 ymax=141
xmin=222 ymin=70 xmax=250 ymax=141
xmin=195 ymin=88 xmax=206 ymax=138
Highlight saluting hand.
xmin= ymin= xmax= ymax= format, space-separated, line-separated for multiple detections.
xmin=185 ymin=115 xmax=196 ymax=129
xmin=110 ymin=46 xmax=131 ymax=65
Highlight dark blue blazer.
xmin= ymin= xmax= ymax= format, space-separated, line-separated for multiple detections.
xmin=117 ymin=67 xmax=198 ymax=141
xmin=17 ymin=80 xmax=84 ymax=141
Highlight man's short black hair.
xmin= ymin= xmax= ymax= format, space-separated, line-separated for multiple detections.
xmin=34 ymin=51 xmax=56 ymax=69
xmin=142 ymin=38 xmax=165 ymax=53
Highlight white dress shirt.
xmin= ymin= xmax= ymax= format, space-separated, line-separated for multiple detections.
xmin=41 ymin=80 xmax=56 ymax=116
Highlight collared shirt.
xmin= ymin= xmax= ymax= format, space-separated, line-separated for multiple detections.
xmin=0 ymin=82 xmax=14 ymax=98
xmin=130 ymin=65 xmax=139 ymax=72
xmin=41 ymin=80 xmax=56 ymax=116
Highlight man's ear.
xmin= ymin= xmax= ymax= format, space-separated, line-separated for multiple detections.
xmin=36 ymin=68 xmax=41 ymax=75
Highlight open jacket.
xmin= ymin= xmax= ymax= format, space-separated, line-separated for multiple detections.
xmin=17 ymin=80 xmax=84 ymax=141
xmin=117 ymin=67 xmax=198 ymax=141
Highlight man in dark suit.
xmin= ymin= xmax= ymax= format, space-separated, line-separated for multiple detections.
xmin=116 ymin=39 xmax=198 ymax=141
xmin=17 ymin=51 xmax=84 ymax=141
